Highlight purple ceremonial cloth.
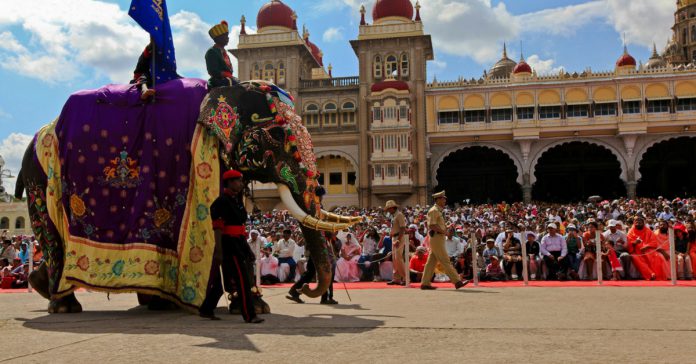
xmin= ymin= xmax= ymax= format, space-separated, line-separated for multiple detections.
xmin=54 ymin=78 xmax=208 ymax=251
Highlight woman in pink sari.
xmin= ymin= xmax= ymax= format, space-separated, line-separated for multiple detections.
xmin=335 ymin=233 xmax=362 ymax=282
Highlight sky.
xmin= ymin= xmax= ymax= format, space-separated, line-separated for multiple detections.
xmin=0 ymin=0 xmax=677 ymax=192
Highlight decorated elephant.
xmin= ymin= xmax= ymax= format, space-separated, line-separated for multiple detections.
xmin=15 ymin=78 xmax=360 ymax=314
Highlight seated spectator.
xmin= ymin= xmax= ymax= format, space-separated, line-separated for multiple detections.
xmin=335 ymin=233 xmax=362 ymax=282
xmin=580 ymin=220 xmax=603 ymax=280
xmin=673 ymin=223 xmax=693 ymax=280
xmin=564 ymin=224 xmax=582 ymax=277
xmin=17 ymin=243 xmax=30 ymax=265
xmin=603 ymin=220 xmax=632 ymax=279
xmin=274 ymin=229 xmax=297 ymax=282
xmin=480 ymin=255 xmax=506 ymax=281
xmin=409 ymin=246 xmax=429 ymax=283
xmin=502 ymin=229 xmax=523 ymax=280
xmin=602 ymin=240 xmax=623 ymax=281
xmin=445 ymin=228 xmax=464 ymax=262
xmin=525 ymin=232 xmax=541 ymax=280
xmin=11 ymin=263 xmax=29 ymax=289
xmin=359 ymin=228 xmax=382 ymax=281
xmin=259 ymin=243 xmax=280 ymax=285
xmin=0 ymin=240 xmax=15 ymax=261
xmin=482 ymin=238 xmax=501 ymax=266
xmin=541 ymin=223 xmax=569 ymax=280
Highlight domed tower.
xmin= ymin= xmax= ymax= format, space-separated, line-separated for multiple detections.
xmin=511 ymin=53 xmax=533 ymax=81
xmin=615 ymin=45 xmax=637 ymax=74
xmin=256 ymin=0 xmax=296 ymax=33
xmin=646 ymin=43 xmax=667 ymax=69
xmin=667 ymin=0 xmax=696 ymax=65
xmin=351 ymin=0 xmax=434 ymax=206
xmin=488 ymin=43 xmax=517 ymax=79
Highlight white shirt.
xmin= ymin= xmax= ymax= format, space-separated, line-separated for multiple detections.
xmin=247 ymin=236 xmax=267 ymax=258
xmin=293 ymin=244 xmax=305 ymax=262
xmin=445 ymin=236 xmax=464 ymax=257
xmin=275 ymin=238 xmax=296 ymax=258
xmin=259 ymin=255 xmax=279 ymax=276
xmin=540 ymin=234 xmax=568 ymax=257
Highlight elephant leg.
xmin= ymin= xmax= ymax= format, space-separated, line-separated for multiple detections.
xmin=137 ymin=293 xmax=152 ymax=306
xmin=48 ymin=293 xmax=82 ymax=314
xmin=146 ymin=295 xmax=179 ymax=311
xmin=28 ymin=261 xmax=50 ymax=300
xmin=229 ymin=293 xmax=271 ymax=315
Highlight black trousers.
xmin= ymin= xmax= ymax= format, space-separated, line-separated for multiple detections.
xmin=200 ymin=251 xmax=256 ymax=322
xmin=543 ymin=251 xmax=569 ymax=280
xmin=290 ymin=258 xmax=334 ymax=301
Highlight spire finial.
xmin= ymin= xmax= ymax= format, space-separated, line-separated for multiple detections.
xmin=503 ymin=42 xmax=508 ymax=58
xmin=652 ymin=42 xmax=658 ymax=57
xmin=240 ymin=15 xmax=247 ymax=35
xmin=360 ymin=4 xmax=366 ymax=25
xmin=415 ymin=1 xmax=422 ymax=22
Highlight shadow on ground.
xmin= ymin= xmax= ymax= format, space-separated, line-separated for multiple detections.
xmin=19 ymin=305 xmax=393 ymax=352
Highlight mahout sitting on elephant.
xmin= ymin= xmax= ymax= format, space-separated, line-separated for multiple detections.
xmin=15 ymin=78 xmax=360 ymax=315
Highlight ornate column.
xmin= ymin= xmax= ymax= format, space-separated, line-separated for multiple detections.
xmin=625 ymin=168 xmax=637 ymax=199
xmin=522 ymin=173 xmax=532 ymax=204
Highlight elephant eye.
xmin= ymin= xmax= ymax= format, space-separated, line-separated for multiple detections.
xmin=267 ymin=127 xmax=286 ymax=143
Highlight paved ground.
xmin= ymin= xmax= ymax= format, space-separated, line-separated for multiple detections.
xmin=1 ymin=286 xmax=694 ymax=363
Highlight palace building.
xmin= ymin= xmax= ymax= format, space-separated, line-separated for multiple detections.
xmin=233 ymin=0 xmax=696 ymax=209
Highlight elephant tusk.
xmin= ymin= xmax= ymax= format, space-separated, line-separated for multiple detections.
xmin=320 ymin=210 xmax=363 ymax=225
xmin=277 ymin=183 xmax=309 ymax=222
xmin=302 ymin=215 xmax=351 ymax=232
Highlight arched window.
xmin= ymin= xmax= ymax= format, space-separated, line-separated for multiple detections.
xmin=342 ymin=101 xmax=356 ymax=126
xmin=278 ymin=62 xmax=286 ymax=85
xmin=400 ymin=53 xmax=409 ymax=77
xmin=263 ymin=63 xmax=275 ymax=83
xmin=374 ymin=55 xmax=382 ymax=79
xmin=304 ymin=104 xmax=320 ymax=128
xmin=14 ymin=217 xmax=24 ymax=230
xmin=0 ymin=217 xmax=8 ymax=230
xmin=323 ymin=103 xmax=338 ymax=126
xmin=252 ymin=63 xmax=261 ymax=80
xmin=385 ymin=55 xmax=398 ymax=78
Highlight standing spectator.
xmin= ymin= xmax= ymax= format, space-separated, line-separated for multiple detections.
xmin=384 ymin=200 xmax=407 ymax=286
xmin=275 ymin=228 xmax=297 ymax=282
xmin=540 ymin=223 xmax=569 ymax=280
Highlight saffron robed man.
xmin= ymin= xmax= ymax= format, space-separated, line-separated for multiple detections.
xmin=420 ymin=191 xmax=469 ymax=290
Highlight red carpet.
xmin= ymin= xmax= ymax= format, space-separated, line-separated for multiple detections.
xmin=1 ymin=281 xmax=694 ymax=294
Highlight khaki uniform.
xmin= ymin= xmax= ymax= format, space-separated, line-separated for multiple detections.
xmin=421 ymin=205 xmax=461 ymax=286
xmin=391 ymin=210 xmax=408 ymax=282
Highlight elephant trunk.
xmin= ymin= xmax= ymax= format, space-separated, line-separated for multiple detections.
xmin=298 ymin=225 xmax=333 ymax=298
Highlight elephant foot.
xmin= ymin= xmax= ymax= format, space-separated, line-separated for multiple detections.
xmin=146 ymin=295 xmax=178 ymax=311
xmin=48 ymin=293 xmax=82 ymax=314
xmin=137 ymin=293 xmax=152 ymax=306
xmin=228 ymin=295 xmax=271 ymax=315
xmin=28 ymin=261 xmax=50 ymax=300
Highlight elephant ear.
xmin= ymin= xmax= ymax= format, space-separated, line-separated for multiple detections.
xmin=238 ymin=88 xmax=274 ymax=127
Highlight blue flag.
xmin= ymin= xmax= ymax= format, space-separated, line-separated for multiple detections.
xmin=128 ymin=0 xmax=178 ymax=83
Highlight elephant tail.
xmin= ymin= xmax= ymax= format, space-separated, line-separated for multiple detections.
xmin=14 ymin=168 xmax=24 ymax=199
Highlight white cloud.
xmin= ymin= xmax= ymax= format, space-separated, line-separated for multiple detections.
xmin=526 ymin=55 xmax=564 ymax=75
xmin=431 ymin=60 xmax=447 ymax=70
xmin=604 ymin=0 xmax=674 ymax=48
xmin=323 ymin=27 xmax=344 ymax=42
xmin=0 ymin=0 xmax=252 ymax=83
xmin=0 ymin=133 xmax=33 ymax=196
xmin=0 ymin=108 xmax=13 ymax=121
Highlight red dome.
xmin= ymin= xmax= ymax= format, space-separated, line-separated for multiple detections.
xmin=305 ymin=38 xmax=323 ymax=66
xmin=372 ymin=0 xmax=414 ymax=22
xmin=513 ymin=61 xmax=532 ymax=74
xmin=616 ymin=48 xmax=636 ymax=67
xmin=257 ymin=0 xmax=295 ymax=30
xmin=371 ymin=80 xmax=409 ymax=92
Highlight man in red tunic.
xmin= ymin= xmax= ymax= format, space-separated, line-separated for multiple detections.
xmin=627 ymin=217 xmax=668 ymax=280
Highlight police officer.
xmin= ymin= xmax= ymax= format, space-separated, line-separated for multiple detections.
xmin=420 ymin=191 xmax=469 ymax=290
xmin=199 ymin=169 xmax=263 ymax=323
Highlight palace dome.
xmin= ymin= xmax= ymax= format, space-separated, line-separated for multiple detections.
xmin=489 ymin=44 xmax=517 ymax=79
xmin=513 ymin=55 xmax=532 ymax=74
xmin=372 ymin=0 xmax=414 ymax=23
xmin=616 ymin=46 xmax=637 ymax=68
xmin=646 ymin=44 xmax=666 ymax=69
xmin=257 ymin=0 xmax=296 ymax=31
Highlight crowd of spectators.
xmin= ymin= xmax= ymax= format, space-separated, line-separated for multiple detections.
xmin=245 ymin=197 xmax=696 ymax=284
xmin=0 ymin=231 xmax=41 ymax=289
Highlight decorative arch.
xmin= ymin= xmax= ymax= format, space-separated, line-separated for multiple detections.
xmin=529 ymin=138 xmax=628 ymax=185
xmin=675 ymin=81 xmax=696 ymax=97
xmin=322 ymin=101 xmax=338 ymax=111
xmin=463 ymin=94 xmax=485 ymax=109
xmin=432 ymin=143 xmax=525 ymax=186
xmin=490 ymin=92 xmax=512 ymax=107
xmin=315 ymin=150 xmax=359 ymax=180
xmin=593 ymin=87 xmax=617 ymax=102
xmin=15 ymin=216 xmax=25 ymax=230
xmin=565 ymin=88 xmax=589 ymax=103
xmin=645 ymin=83 xmax=670 ymax=98
xmin=437 ymin=96 xmax=459 ymax=110
xmin=538 ymin=90 xmax=561 ymax=105
xmin=0 ymin=217 xmax=8 ymax=230
xmin=633 ymin=135 xmax=696 ymax=181
xmin=620 ymin=85 xmax=641 ymax=100
xmin=305 ymin=103 xmax=319 ymax=112
xmin=516 ymin=92 xmax=534 ymax=106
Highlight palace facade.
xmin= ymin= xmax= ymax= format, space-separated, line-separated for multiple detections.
xmin=233 ymin=0 xmax=696 ymax=209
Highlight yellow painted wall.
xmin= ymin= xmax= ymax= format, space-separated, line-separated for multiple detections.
xmin=538 ymin=90 xmax=561 ymax=105
xmin=593 ymin=87 xmax=617 ymax=102
xmin=565 ymin=88 xmax=588 ymax=103
xmin=516 ymin=92 xmax=534 ymax=106
xmin=437 ymin=96 xmax=459 ymax=110
xmin=317 ymin=156 xmax=357 ymax=195
xmin=645 ymin=83 xmax=670 ymax=98
xmin=490 ymin=92 xmax=512 ymax=107
xmin=464 ymin=94 xmax=485 ymax=109
xmin=426 ymin=95 xmax=436 ymax=131
xmin=675 ymin=81 xmax=696 ymax=97
xmin=621 ymin=85 xmax=641 ymax=100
